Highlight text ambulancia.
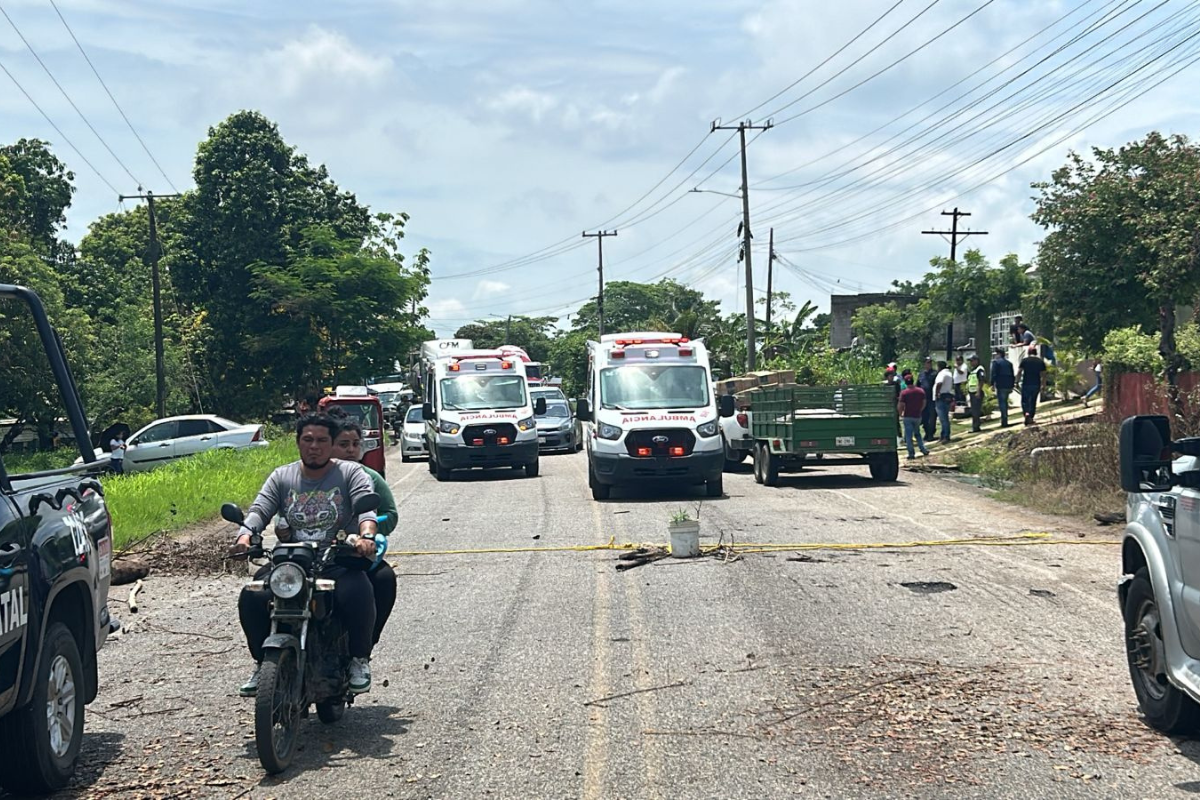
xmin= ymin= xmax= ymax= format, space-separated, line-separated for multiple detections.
xmin=0 ymin=587 xmax=28 ymax=635
xmin=576 ymin=333 xmax=734 ymax=501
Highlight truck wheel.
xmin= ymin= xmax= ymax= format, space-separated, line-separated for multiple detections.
xmin=525 ymin=459 xmax=540 ymax=478
xmin=752 ymin=444 xmax=764 ymax=484
xmin=434 ymin=458 xmax=451 ymax=482
xmin=401 ymin=453 xmax=411 ymax=463
xmin=588 ymin=463 xmax=611 ymax=500
xmin=706 ymin=473 xmax=724 ymax=497
xmin=1125 ymin=567 xmax=1200 ymax=733
xmin=0 ymin=622 xmax=86 ymax=794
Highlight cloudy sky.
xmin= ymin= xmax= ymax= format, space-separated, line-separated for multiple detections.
xmin=3 ymin=0 xmax=1199 ymax=336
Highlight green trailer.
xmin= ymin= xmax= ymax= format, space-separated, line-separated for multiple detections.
xmin=748 ymin=384 xmax=900 ymax=486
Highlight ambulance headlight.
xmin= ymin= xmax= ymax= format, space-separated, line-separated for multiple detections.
xmin=597 ymin=422 xmax=623 ymax=441
xmin=437 ymin=420 xmax=460 ymax=435
xmin=697 ymin=420 xmax=719 ymax=438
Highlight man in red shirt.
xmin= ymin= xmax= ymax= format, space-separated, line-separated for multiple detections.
xmin=898 ymin=369 xmax=930 ymax=459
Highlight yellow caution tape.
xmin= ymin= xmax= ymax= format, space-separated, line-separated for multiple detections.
xmin=386 ymin=531 xmax=1117 ymax=558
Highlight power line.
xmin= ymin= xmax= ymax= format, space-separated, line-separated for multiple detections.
xmin=0 ymin=1 xmax=142 ymax=187
xmin=0 ymin=56 xmax=119 ymax=194
xmin=48 ymin=0 xmax=179 ymax=193
xmin=729 ymin=0 xmax=914 ymax=121
xmin=768 ymin=0 xmax=999 ymax=127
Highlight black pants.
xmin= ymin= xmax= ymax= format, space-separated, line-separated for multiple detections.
xmin=368 ymin=561 xmax=397 ymax=645
xmin=1021 ymin=385 xmax=1040 ymax=422
xmin=969 ymin=391 xmax=984 ymax=432
xmin=921 ymin=399 xmax=935 ymax=439
xmin=239 ymin=563 xmax=376 ymax=661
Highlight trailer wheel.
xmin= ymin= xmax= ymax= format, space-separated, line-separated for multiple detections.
xmin=756 ymin=444 xmax=779 ymax=487
xmin=870 ymin=453 xmax=899 ymax=482
xmin=752 ymin=444 xmax=764 ymax=484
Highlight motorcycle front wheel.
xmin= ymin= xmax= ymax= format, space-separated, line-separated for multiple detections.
xmin=255 ymin=649 xmax=301 ymax=774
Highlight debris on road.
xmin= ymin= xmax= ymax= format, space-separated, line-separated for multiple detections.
xmin=127 ymin=579 xmax=144 ymax=613
xmin=900 ymin=581 xmax=957 ymax=594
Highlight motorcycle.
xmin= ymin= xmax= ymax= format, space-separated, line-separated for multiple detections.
xmin=222 ymin=492 xmax=380 ymax=774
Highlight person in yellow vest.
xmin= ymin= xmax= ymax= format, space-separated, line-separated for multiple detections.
xmin=967 ymin=354 xmax=987 ymax=433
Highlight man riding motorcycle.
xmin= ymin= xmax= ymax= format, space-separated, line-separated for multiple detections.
xmin=327 ymin=412 xmax=399 ymax=647
xmin=234 ymin=414 xmax=379 ymax=696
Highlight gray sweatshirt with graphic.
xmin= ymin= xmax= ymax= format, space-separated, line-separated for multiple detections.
xmin=243 ymin=460 xmax=375 ymax=544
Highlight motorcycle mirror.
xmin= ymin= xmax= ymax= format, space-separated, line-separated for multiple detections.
xmin=352 ymin=492 xmax=381 ymax=515
xmin=220 ymin=503 xmax=245 ymax=525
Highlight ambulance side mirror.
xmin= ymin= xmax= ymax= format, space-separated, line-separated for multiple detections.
xmin=421 ymin=402 xmax=433 ymax=421
xmin=718 ymin=395 xmax=736 ymax=418
xmin=575 ymin=398 xmax=592 ymax=422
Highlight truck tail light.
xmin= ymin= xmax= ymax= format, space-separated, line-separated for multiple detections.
xmin=871 ymin=438 xmax=891 ymax=446
xmin=251 ymin=427 xmax=263 ymax=442
xmin=736 ymin=413 xmax=748 ymax=427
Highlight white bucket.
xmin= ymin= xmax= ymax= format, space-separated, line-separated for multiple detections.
xmin=668 ymin=521 xmax=701 ymax=558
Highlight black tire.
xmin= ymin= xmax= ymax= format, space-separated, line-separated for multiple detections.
xmin=1125 ymin=568 xmax=1200 ymax=734
xmin=254 ymin=648 xmax=300 ymax=774
xmin=752 ymin=444 xmax=765 ymax=484
xmin=870 ymin=453 xmax=900 ymax=482
xmin=316 ymin=698 xmax=345 ymax=724
xmin=426 ymin=450 xmax=435 ymax=474
xmin=588 ymin=462 xmax=611 ymax=500
xmin=758 ymin=445 xmax=780 ymax=487
xmin=706 ymin=473 xmax=724 ymax=497
xmin=525 ymin=459 xmax=540 ymax=478
xmin=0 ymin=622 xmax=86 ymax=794
xmin=434 ymin=458 xmax=451 ymax=482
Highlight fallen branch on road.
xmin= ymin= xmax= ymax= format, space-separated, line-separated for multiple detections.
xmin=584 ymin=680 xmax=687 ymax=707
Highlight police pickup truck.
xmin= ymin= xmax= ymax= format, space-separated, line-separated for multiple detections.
xmin=0 ymin=284 xmax=113 ymax=794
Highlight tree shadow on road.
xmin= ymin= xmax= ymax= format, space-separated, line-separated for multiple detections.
xmin=245 ymin=704 xmax=413 ymax=786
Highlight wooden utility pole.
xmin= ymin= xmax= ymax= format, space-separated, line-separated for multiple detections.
xmin=922 ymin=207 xmax=987 ymax=361
xmin=120 ymin=189 xmax=181 ymax=418
xmin=582 ymin=230 xmax=617 ymax=337
xmin=765 ymin=227 xmax=775 ymax=356
xmin=711 ymin=119 xmax=772 ymax=371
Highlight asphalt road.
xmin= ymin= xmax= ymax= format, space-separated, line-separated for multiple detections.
xmin=29 ymin=446 xmax=1200 ymax=798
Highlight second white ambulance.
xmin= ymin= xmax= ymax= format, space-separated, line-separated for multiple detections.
xmin=576 ymin=332 xmax=734 ymax=500
xmin=421 ymin=344 xmax=545 ymax=480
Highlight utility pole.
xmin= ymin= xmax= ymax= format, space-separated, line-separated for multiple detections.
xmin=504 ymin=314 xmax=512 ymax=343
xmin=582 ymin=230 xmax=617 ymax=337
xmin=120 ymin=189 xmax=181 ymax=418
xmin=712 ymin=119 xmax=772 ymax=371
xmin=922 ymin=207 xmax=987 ymax=362
xmin=765 ymin=227 xmax=775 ymax=357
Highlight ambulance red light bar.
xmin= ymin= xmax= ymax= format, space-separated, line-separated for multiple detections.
xmin=613 ymin=336 xmax=689 ymax=346
xmin=501 ymin=361 xmax=513 ymax=369
xmin=669 ymin=446 xmax=685 ymax=457
xmin=611 ymin=350 xmax=626 ymax=359
xmin=636 ymin=447 xmax=651 ymax=456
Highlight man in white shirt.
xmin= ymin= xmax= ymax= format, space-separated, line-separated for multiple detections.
xmin=109 ymin=435 xmax=126 ymax=474
xmin=952 ymin=354 xmax=968 ymax=402
xmin=933 ymin=360 xmax=955 ymax=443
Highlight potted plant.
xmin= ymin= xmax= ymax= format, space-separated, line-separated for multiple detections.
xmin=668 ymin=506 xmax=701 ymax=558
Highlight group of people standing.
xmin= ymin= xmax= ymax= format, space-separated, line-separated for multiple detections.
xmin=883 ymin=328 xmax=1054 ymax=460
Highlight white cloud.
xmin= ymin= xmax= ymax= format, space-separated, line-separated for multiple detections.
xmin=473 ymin=279 xmax=511 ymax=300
xmin=486 ymin=86 xmax=560 ymax=122
xmin=256 ymin=26 xmax=392 ymax=98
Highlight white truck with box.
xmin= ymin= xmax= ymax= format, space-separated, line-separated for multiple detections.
xmin=420 ymin=340 xmax=545 ymax=480
xmin=575 ymin=332 xmax=734 ymax=500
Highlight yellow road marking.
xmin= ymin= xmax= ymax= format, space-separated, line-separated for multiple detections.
xmin=582 ymin=464 xmax=611 ymax=800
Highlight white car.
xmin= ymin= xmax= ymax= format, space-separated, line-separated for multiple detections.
xmin=400 ymin=405 xmax=428 ymax=462
xmin=86 ymin=415 xmax=268 ymax=472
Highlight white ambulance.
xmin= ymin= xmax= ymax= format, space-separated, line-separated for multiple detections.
xmin=576 ymin=332 xmax=734 ymax=500
xmin=420 ymin=343 xmax=545 ymax=480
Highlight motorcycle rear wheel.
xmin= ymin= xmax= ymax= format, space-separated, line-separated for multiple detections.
xmin=255 ymin=649 xmax=300 ymax=774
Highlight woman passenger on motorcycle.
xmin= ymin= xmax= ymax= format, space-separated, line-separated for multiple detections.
xmin=327 ymin=413 xmax=399 ymax=647
xmin=233 ymin=414 xmax=379 ymax=697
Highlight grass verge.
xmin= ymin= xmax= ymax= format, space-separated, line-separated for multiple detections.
xmin=107 ymin=435 xmax=295 ymax=551
xmin=949 ymin=422 xmax=1123 ymax=518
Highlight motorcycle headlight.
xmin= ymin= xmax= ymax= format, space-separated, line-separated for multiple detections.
xmin=438 ymin=419 xmax=460 ymax=435
xmin=598 ymin=422 xmax=623 ymax=441
xmin=697 ymin=420 xmax=719 ymax=438
xmin=269 ymin=563 xmax=306 ymax=599
xmin=517 ymin=416 xmax=535 ymax=431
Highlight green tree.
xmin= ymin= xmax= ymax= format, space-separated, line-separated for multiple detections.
xmin=923 ymin=250 xmax=1029 ymax=354
xmin=0 ymin=138 xmax=74 ymax=256
xmin=1032 ymin=132 xmax=1200 ymax=405
xmin=454 ymin=316 xmax=558 ymax=362
xmin=572 ymin=279 xmax=719 ymax=336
